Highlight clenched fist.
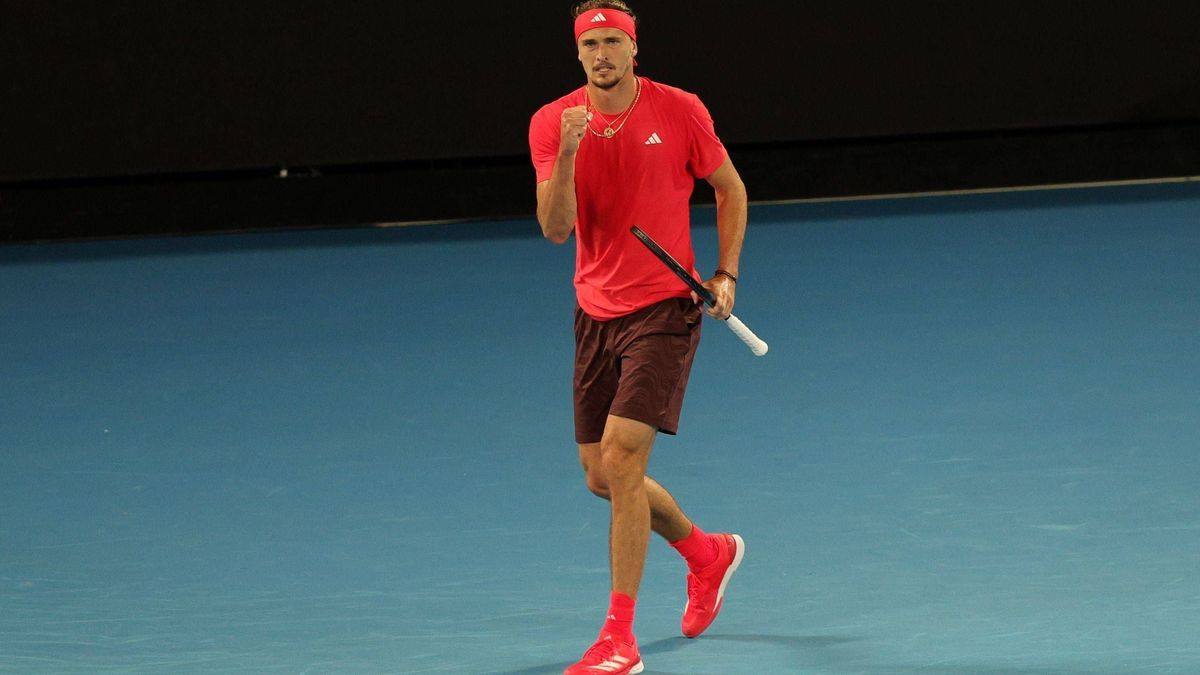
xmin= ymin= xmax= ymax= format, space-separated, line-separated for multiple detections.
xmin=559 ymin=105 xmax=589 ymax=156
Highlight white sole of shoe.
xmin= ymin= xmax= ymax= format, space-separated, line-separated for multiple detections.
xmin=715 ymin=534 xmax=745 ymax=609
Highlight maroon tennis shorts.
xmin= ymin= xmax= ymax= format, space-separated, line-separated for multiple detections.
xmin=573 ymin=297 xmax=703 ymax=443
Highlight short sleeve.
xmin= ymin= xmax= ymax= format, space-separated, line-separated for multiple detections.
xmin=529 ymin=104 xmax=562 ymax=183
xmin=686 ymin=95 xmax=728 ymax=179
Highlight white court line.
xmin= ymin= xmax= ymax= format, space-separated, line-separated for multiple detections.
xmin=373 ymin=217 xmax=465 ymax=228
xmin=751 ymin=174 xmax=1200 ymax=207
xmin=371 ymin=175 xmax=1200 ymax=229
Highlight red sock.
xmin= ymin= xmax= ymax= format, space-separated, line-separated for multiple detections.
xmin=669 ymin=523 xmax=718 ymax=570
xmin=601 ymin=591 xmax=636 ymax=640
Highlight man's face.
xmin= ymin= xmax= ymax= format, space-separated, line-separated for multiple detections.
xmin=577 ymin=27 xmax=637 ymax=90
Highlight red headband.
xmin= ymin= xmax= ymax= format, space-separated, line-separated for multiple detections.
xmin=574 ymin=8 xmax=637 ymax=42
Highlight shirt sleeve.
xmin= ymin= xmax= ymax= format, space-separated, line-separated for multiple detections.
xmin=686 ymin=94 xmax=728 ymax=179
xmin=529 ymin=104 xmax=562 ymax=183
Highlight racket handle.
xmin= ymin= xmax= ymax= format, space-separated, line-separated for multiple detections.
xmin=724 ymin=314 xmax=768 ymax=356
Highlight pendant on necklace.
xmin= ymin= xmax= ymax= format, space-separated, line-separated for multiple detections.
xmin=604 ymin=127 xmax=616 ymax=138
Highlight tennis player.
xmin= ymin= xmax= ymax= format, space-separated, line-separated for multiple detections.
xmin=529 ymin=3 xmax=749 ymax=673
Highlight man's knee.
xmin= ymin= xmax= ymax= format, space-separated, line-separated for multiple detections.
xmin=584 ymin=469 xmax=610 ymax=499
xmin=599 ymin=437 xmax=647 ymax=491
xmin=579 ymin=444 xmax=610 ymax=499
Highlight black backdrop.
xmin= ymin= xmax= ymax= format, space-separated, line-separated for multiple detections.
xmin=3 ymin=1 xmax=1199 ymax=238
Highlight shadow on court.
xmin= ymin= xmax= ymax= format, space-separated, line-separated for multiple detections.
xmin=486 ymin=633 xmax=862 ymax=674
xmin=681 ymin=633 xmax=862 ymax=651
xmin=844 ymin=662 xmax=1113 ymax=667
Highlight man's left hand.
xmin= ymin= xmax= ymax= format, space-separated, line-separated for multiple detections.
xmin=698 ymin=274 xmax=736 ymax=320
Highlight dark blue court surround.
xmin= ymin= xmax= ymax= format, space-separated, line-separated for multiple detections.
xmin=2 ymin=182 xmax=1198 ymax=673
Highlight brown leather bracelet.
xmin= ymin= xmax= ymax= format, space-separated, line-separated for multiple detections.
xmin=714 ymin=269 xmax=738 ymax=283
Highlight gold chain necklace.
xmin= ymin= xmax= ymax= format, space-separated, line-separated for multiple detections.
xmin=586 ymin=77 xmax=641 ymax=139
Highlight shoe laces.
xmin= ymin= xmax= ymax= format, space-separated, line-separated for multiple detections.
xmin=583 ymin=634 xmax=619 ymax=662
xmin=686 ymin=569 xmax=703 ymax=604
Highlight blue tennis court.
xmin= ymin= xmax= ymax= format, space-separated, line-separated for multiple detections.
xmin=2 ymin=181 xmax=1198 ymax=673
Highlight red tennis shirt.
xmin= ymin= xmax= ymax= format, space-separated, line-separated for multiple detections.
xmin=529 ymin=77 xmax=728 ymax=320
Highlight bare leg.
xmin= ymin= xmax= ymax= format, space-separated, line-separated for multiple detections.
xmin=580 ymin=444 xmax=693 ymax=543
xmin=598 ymin=415 xmax=656 ymax=597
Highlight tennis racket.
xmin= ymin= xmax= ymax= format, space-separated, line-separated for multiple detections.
xmin=631 ymin=225 xmax=768 ymax=356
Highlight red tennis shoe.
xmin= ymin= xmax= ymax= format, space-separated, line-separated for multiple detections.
xmin=681 ymin=533 xmax=745 ymax=638
xmin=563 ymin=633 xmax=643 ymax=675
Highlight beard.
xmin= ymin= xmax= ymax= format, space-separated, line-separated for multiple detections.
xmin=590 ymin=68 xmax=625 ymax=90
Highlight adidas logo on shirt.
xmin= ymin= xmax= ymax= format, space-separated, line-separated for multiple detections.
xmin=591 ymin=12 xmax=607 ymax=22
xmin=644 ymin=132 xmax=663 ymax=145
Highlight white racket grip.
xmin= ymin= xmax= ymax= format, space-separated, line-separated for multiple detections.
xmin=724 ymin=314 xmax=768 ymax=356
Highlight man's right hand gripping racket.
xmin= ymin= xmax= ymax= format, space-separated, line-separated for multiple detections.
xmin=631 ymin=225 xmax=768 ymax=356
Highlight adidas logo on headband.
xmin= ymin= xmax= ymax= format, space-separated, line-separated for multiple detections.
xmin=574 ymin=9 xmax=637 ymax=42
